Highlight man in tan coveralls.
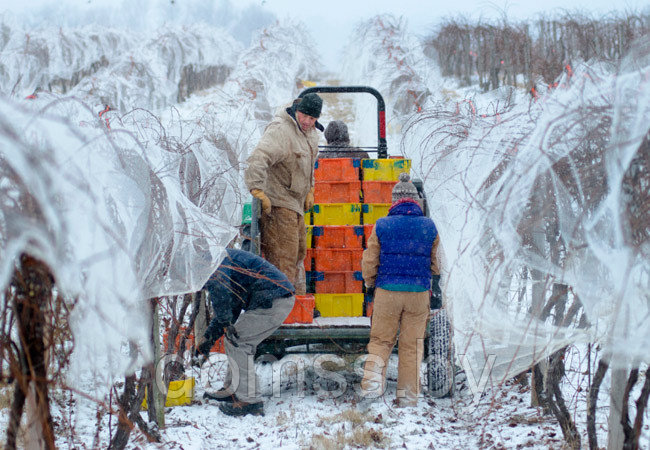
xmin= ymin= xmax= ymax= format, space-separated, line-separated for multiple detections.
xmin=244 ymin=93 xmax=323 ymax=294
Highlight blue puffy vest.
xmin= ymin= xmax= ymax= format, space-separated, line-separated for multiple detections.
xmin=375 ymin=201 xmax=437 ymax=291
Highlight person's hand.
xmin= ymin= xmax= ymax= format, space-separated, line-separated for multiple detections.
xmin=194 ymin=340 xmax=213 ymax=358
xmin=251 ymin=189 xmax=272 ymax=215
xmin=304 ymin=187 xmax=315 ymax=212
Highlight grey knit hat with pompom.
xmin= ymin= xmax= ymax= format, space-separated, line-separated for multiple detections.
xmin=391 ymin=172 xmax=419 ymax=202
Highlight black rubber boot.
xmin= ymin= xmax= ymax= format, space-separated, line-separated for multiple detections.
xmin=203 ymin=388 xmax=235 ymax=403
xmin=218 ymin=400 xmax=264 ymax=417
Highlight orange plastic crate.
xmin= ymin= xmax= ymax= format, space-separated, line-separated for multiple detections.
xmin=314 ymin=180 xmax=361 ymax=203
xmin=314 ymin=248 xmax=362 ymax=271
xmin=163 ymin=328 xmax=225 ymax=354
xmin=363 ymin=224 xmax=375 ymax=243
xmin=362 ymin=181 xmax=395 ymax=203
xmin=314 ymin=158 xmax=361 ymax=181
xmin=283 ymin=294 xmax=315 ymax=324
xmin=211 ymin=336 xmax=225 ymax=354
xmin=163 ymin=326 xmax=194 ymax=352
xmin=304 ymin=248 xmax=314 ymax=271
xmin=364 ymin=296 xmax=374 ymax=317
xmin=313 ymin=225 xmax=364 ymax=249
xmin=313 ymin=271 xmax=363 ymax=293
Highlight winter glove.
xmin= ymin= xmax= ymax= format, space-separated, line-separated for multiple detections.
xmin=204 ymin=322 xmax=226 ymax=343
xmin=198 ymin=321 xmax=227 ymax=358
xmin=304 ymin=186 xmax=315 ymax=212
xmin=195 ymin=340 xmax=213 ymax=358
xmin=250 ymin=189 xmax=272 ymax=215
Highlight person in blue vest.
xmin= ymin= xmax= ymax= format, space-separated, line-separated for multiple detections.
xmin=194 ymin=248 xmax=295 ymax=416
xmin=360 ymin=172 xmax=440 ymax=407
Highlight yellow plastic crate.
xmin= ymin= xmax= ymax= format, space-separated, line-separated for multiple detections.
xmin=314 ymin=293 xmax=364 ymax=317
xmin=362 ymin=159 xmax=411 ymax=181
xmin=312 ymin=203 xmax=362 ymax=226
xmin=142 ymin=377 xmax=195 ymax=409
xmin=362 ymin=203 xmax=391 ymax=224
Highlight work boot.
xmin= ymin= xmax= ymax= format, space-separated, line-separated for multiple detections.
xmin=203 ymin=388 xmax=235 ymax=403
xmin=219 ymin=399 xmax=264 ymax=417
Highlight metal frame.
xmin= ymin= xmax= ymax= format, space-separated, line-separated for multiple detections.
xmin=298 ymin=86 xmax=388 ymax=158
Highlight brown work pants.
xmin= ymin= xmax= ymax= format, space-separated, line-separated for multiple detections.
xmin=361 ymin=288 xmax=429 ymax=406
xmin=260 ymin=206 xmax=307 ymax=294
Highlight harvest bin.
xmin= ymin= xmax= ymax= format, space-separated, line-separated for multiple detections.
xmin=313 ymin=248 xmax=362 ymax=272
xmin=364 ymin=294 xmax=374 ymax=317
xmin=314 ymin=158 xmax=361 ymax=181
xmin=362 ymin=203 xmax=391 ymax=224
xmin=314 ymin=293 xmax=364 ymax=317
xmin=283 ymin=294 xmax=315 ymax=324
xmin=314 ymin=180 xmax=361 ymax=203
xmin=312 ymin=271 xmax=363 ymax=293
xmin=312 ymin=225 xmax=364 ymax=248
xmin=361 ymin=158 xmax=411 ymax=181
xmin=312 ymin=203 xmax=362 ymax=226
xmin=361 ymin=181 xmax=394 ymax=203
xmin=162 ymin=328 xmax=224 ymax=353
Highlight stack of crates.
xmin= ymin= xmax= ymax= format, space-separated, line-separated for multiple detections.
xmin=308 ymin=158 xmax=364 ymax=317
xmin=305 ymin=157 xmax=411 ymax=318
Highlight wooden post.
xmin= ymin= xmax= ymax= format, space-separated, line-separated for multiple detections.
xmin=607 ymin=367 xmax=627 ymax=450
xmin=193 ymin=290 xmax=208 ymax=343
xmin=150 ymin=298 xmax=165 ymax=428
xmin=6 ymin=255 xmax=55 ymax=450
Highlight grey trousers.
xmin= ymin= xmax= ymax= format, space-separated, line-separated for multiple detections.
xmin=223 ymin=295 xmax=295 ymax=403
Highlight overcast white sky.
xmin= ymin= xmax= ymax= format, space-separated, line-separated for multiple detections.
xmin=1 ymin=0 xmax=647 ymax=71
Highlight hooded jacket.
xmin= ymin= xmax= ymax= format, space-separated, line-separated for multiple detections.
xmin=203 ymin=249 xmax=295 ymax=342
xmin=245 ymin=104 xmax=322 ymax=215
xmin=362 ymin=200 xmax=439 ymax=291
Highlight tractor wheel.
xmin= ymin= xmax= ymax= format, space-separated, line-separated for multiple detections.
xmin=427 ymin=308 xmax=454 ymax=398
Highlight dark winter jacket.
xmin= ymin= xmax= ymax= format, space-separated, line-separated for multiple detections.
xmin=362 ymin=200 xmax=439 ymax=292
xmin=320 ymin=120 xmax=370 ymax=159
xmin=203 ymin=249 xmax=295 ymax=343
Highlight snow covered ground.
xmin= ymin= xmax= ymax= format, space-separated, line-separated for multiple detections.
xmin=24 ymin=353 xmax=570 ymax=449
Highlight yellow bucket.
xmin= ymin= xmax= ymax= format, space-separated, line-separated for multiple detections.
xmin=142 ymin=377 xmax=195 ymax=409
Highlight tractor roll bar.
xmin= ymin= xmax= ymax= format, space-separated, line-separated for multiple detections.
xmin=298 ymin=86 xmax=388 ymax=159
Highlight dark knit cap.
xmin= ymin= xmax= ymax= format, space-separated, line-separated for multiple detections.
xmin=324 ymin=120 xmax=350 ymax=144
xmin=392 ymin=172 xmax=419 ymax=202
xmin=296 ymin=93 xmax=323 ymax=118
